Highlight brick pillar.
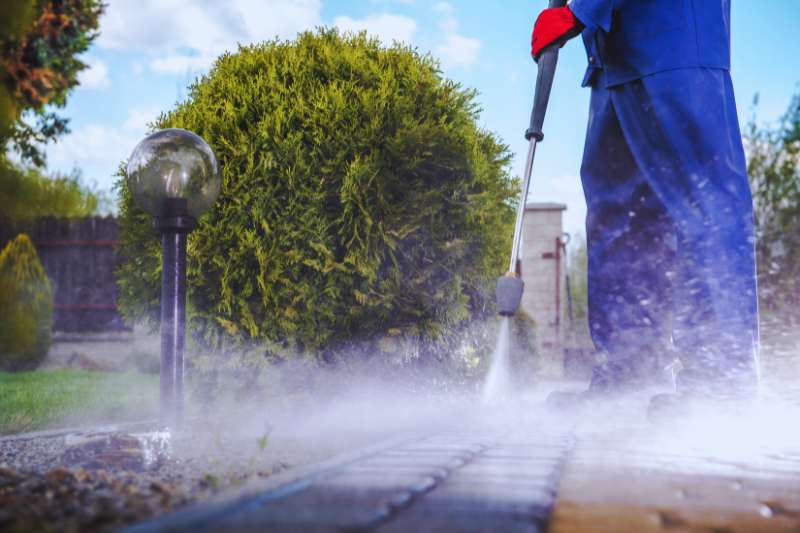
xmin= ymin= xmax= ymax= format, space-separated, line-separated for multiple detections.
xmin=519 ymin=203 xmax=567 ymax=378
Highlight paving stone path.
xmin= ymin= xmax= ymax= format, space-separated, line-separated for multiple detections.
xmin=127 ymin=419 xmax=800 ymax=532
xmin=127 ymin=431 xmax=573 ymax=532
xmin=552 ymin=430 xmax=800 ymax=533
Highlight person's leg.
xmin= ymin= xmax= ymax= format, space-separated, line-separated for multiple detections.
xmin=580 ymin=73 xmax=677 ymax=393
xmin=610 ymin=68 xmax=759 ymax=399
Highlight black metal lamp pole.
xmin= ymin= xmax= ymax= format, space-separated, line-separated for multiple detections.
xmin=156 ymin=197 xmax=196 ymax=427
xmin=127 ymin=128 xmax=220 ymax=429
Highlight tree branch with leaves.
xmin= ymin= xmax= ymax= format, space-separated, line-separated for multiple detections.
xmin=0 ymin=0 xmax=104 ymax=166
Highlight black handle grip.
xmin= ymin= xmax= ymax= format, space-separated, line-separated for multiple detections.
xmin=525 ymin=0 xmax=568 ymax=142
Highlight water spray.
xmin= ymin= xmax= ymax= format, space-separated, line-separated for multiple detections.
xmin=495 ymin=0 xmax=567 ymax=318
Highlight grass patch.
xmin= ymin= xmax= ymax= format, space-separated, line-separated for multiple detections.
xmin=0 ymin=369 xmax=159 ymax=435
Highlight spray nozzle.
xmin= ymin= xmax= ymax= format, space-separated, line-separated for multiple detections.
xmin=496 ymin=273 xmax=524 ymax=317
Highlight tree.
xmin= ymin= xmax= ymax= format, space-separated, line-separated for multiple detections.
xmin=746 ymin=92 xmax=800 ymax=320
xmin=0 ymin=0 xmax=105 ymax=218
xmin=0 ymin=0 xmax=36 ymax=142
xmin=116 ymin=29 xmax=518 ymax=364
xmin=0 ymin=160 xmax=104 ymax=218
xmin=0 ymin=0 xmax=104 ymax=166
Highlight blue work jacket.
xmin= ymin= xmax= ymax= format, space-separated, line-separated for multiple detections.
xmin=569 ymin=0 xmax=732 ymax=87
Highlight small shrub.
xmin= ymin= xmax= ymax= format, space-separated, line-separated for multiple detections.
xmin=0 ymin=233 xmax=53 ymax=371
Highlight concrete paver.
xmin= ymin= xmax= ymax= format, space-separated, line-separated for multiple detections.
xmin=375 ymin=508 xmax=544 ymax=533
xmin=127 ymin=431 xmax=571 ymax=532
xmin=551 ymin=429 xmax=800 ymax=533
xmin=127 ymin=423 xmax=800 ymax=532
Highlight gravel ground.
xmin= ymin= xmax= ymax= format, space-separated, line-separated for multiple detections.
xmin=0 ymin=425 xmax=292 ymax=533
xmin=0 ymin=382 xmax=477 ymax=533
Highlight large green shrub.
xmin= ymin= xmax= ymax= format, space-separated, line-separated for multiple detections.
xmin=116 ymin=29 xmax=517 ymax=361
xmin=0 ymin=233 xmax=53 ymax=371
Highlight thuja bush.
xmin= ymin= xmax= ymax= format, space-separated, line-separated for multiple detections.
xmin=116 ymin=29 xmax=517 ymax=363
xmin=0 ymin=233 xmax=53 ymax=371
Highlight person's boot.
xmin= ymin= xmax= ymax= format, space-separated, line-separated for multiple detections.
xmin=545 ymin=365 xmax=638 ymax=414
xmin=646 ymin=392 xmax=692 ymax=424
xmin=646 ymin=369 xmax=758 ymax=424
xmin=646 ymin=392 xmax=755 ymax=424
xmin=545 ymin=389 xmax=595 ymax=413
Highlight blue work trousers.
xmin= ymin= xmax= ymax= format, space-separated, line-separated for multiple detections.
xmin=582 ymin=68 xmax=759 ymax=397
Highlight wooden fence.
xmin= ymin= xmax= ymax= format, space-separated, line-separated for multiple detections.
xmin=0 ymin=216 xmax=128 ymax=333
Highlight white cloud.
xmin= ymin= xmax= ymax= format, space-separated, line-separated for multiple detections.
xmin=528 ymin=173 xmax=587 ymax=239
xmin=122 ymin=107 xmax=162 ymax=133
xmin=47 ymin=124 xmax=139 ymax=187
xmin=333 ymin=13 xmax=418 ymax=45
xmin=132 ymin=60 xmax=146 ymax=76
xmin=98 ymin=0 xmax=323 ymax=75
xmin=436 ymin=33 xmax=481 ymax=70
xmin=46 ymin=107 xmax=165 ymax=190
xmin=433 ymin=3 xmax=455 ymax=26
xmin=150 ymin=53 xmax=215 ymax=75
xmin=432 ymin=2 xmax=481 ymax=70
xmin=77 ymin=56 xmax=110 ymax=89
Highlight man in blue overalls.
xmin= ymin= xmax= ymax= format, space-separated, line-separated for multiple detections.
xmin=531 ymin=0 xmax=760 ymax=418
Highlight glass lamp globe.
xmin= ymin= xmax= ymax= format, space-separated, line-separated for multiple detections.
xmin=127 ymin=128 xmax=221 ymax=218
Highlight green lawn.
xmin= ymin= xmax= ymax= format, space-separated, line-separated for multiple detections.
xmin=0 ymin=369 xmax=159 ymax=435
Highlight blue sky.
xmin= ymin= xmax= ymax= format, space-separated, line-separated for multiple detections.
xmin=43 ymin=0 xmax=800 ymax=237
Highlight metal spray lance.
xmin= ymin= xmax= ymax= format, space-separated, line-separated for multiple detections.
xmin=496 ymin=0 xmax=568 ymax=317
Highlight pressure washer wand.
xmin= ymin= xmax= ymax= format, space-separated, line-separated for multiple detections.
xmin=496 ymin=0 xmax=567 ymax=317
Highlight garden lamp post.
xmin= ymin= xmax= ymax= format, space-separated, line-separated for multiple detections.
xmin=127 ymin=128 xmax=220 ymax=427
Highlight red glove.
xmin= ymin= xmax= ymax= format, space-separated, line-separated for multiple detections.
xmin=531 ymin=6 xmax=583 ymax=60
